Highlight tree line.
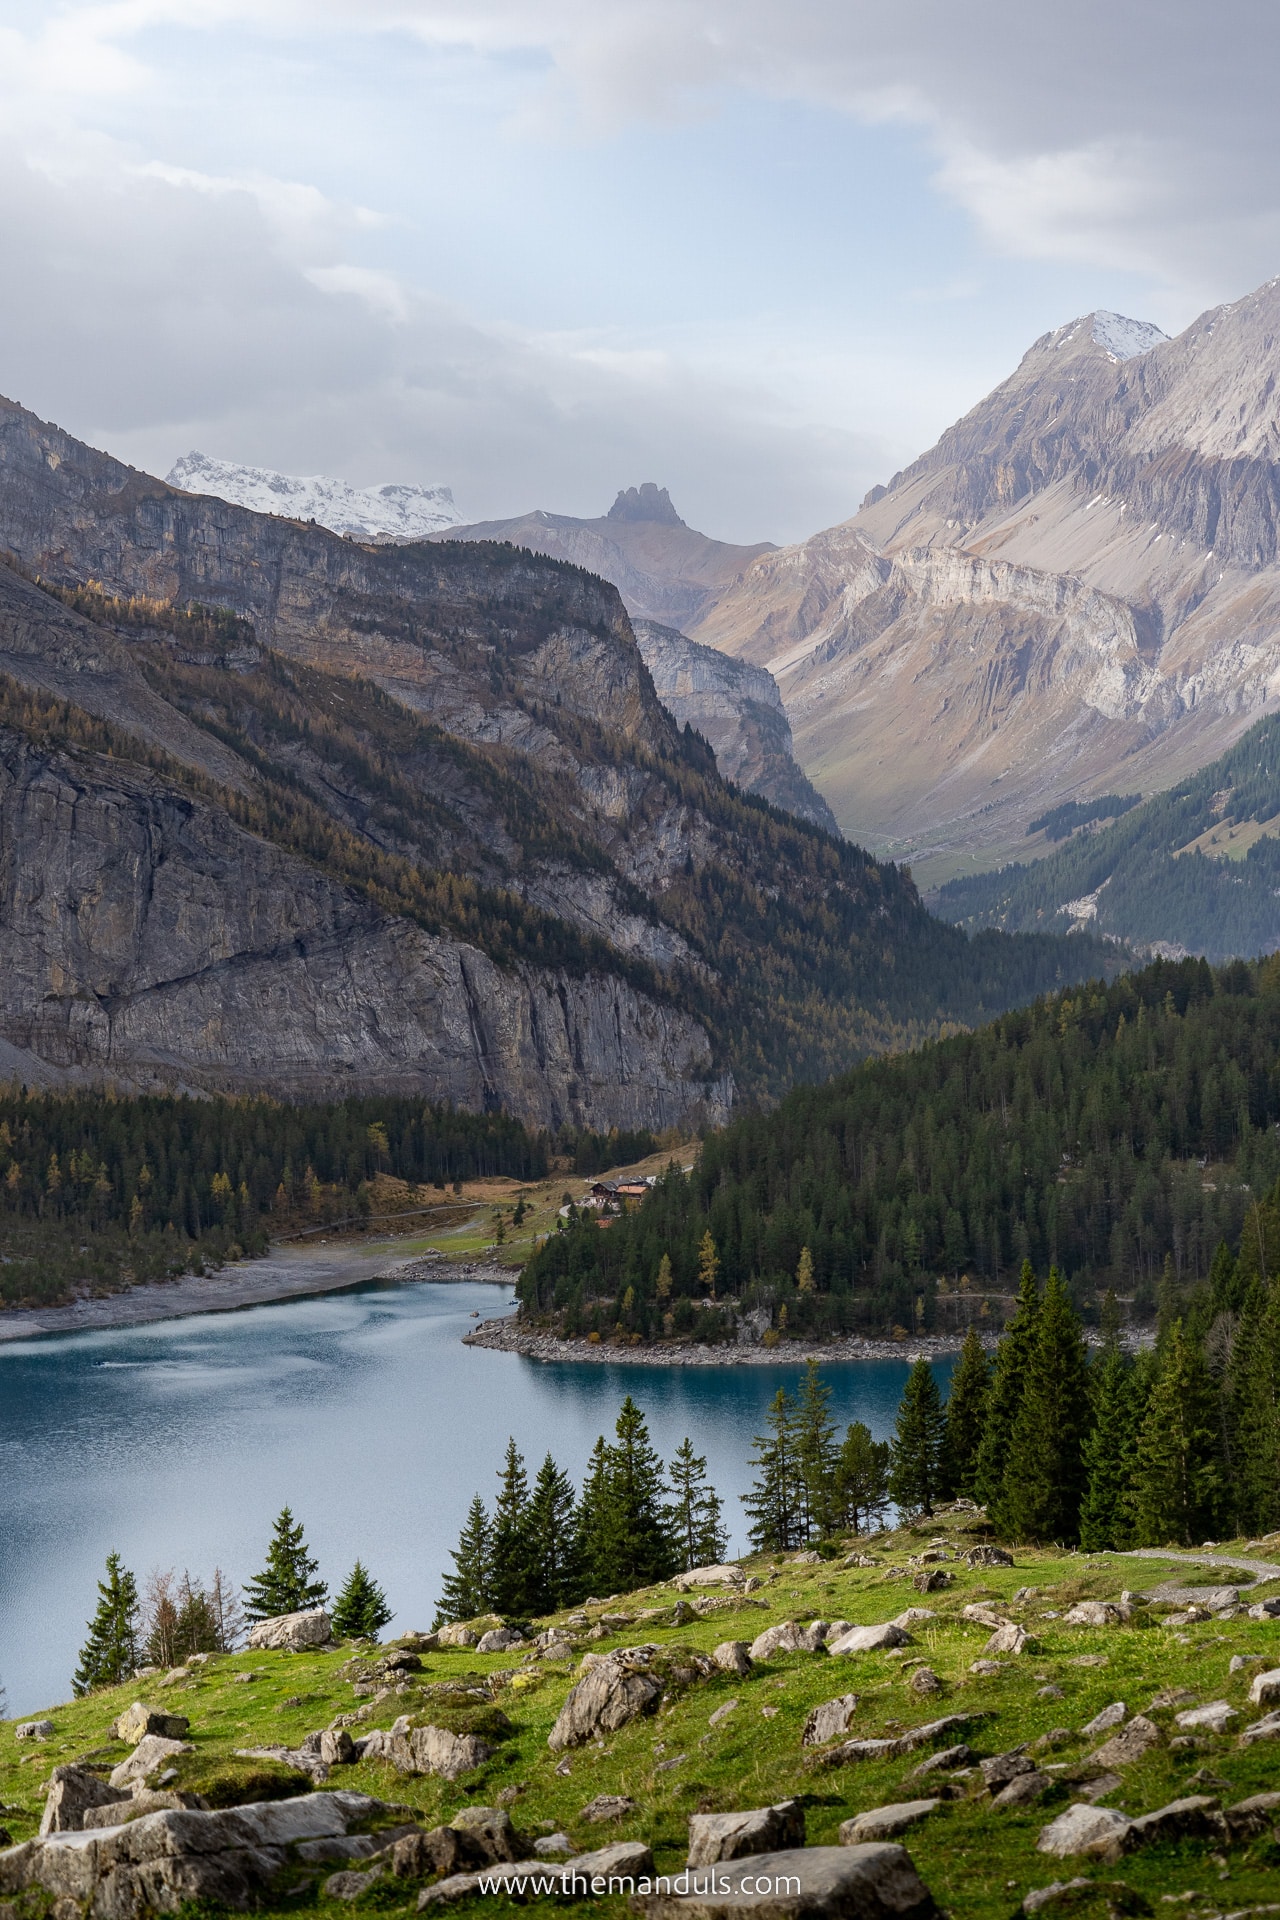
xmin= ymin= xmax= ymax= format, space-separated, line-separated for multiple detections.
xmin=520 ymin=954 xmax=1280 ymax=1338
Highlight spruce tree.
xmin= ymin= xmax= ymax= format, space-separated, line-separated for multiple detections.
xmin=888 ymin=1359 xmax=947 ymax=1516
xmin=667 ymin=1438 xmax=727 ymax=1570
xmin=526 ymin=1453 xmax=582 ymax=1613
xmin=834 ymin=1421 xmax=890 ymax=1533
xmin=488 ymin=1439 xmax=536 ymax=1618
xmin=435 ymin=1496 xmax=492 ymax=1624
xmin=603 ymin=1397 xmax=678 ymax=1589
xmin=332 ymin=1561 xmax=393 ymax=1640
xmin=973 ymin=1262 xmax=1040 ymax=1508
xmin=742 ymin=1387 xmax=802 ymax=1550
xmin=73 ymin=1551 xmax=140 ymax=1695
xmin=1079 ymin=1345 xmax=1141 ymax=1550
xmin=575 ymin=1438 xmax=614 ymax=1598
xmin=995 ymin=1269 xmax=1092 ymax=1542
xmin=940 ymin=1327 xmax=990 ymax=1498
xmin=1128 ymin=1321 xmax=1223 ymax=1545
xmin=242 ymin=1508 xmax=327 ymax=1621
xmin=794 ymin=1361 xmax=839 ymax=1539
xmin=1227 ymin=1287 xmax=1280 ymax=1537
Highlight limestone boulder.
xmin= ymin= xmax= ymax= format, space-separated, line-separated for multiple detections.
xmin=320 ymin=1730 xmax=357 ymax=1765
xmin=961 ymin=1605 xmax=1008 ymax=1629
xmin=1173 ymin=1702 xmax=1236 ymax=1733
xmin=0 ymin=1790 xmax=401 ymax=1914
xmin=1062 ymin=1603 xmax=1129 ymax=1628
xmin=687 ymin=1800 xmax=805 ymax=1866
xmin=38 ymin=1767 xmax=131 ymax=1837
xmin=802 ymin=1694 xmax=860 ymax=1746
xmin=476 ymin=1628 xmax=525 ymax=1654
xmin=1120 ymin=1797 xmax=1223 ymax=1856
xmin=712 ymin=1642 xmax=753 ymax=1678
xmin=548 ymin=1649 xmax=665 ymax=1751
xmin=580 ymin=1795 xmax=638 ymax=1823
xmin=1036 ymin=1805 xmax=1132 ymax=1859
xmin=1238 ymin=1709 xmax=1280 ymax=1744
xmin=247 ymin=1608 xmax=333 ymax=1652
xmin=983 ymin=1623 xmax=1034 ymax=1657
xmin=677 ymin=1566 xmax=746 ymax=1590
xmin=1089 ymin=1715 xmax=1161 ymax=1768
xmin=1246 ymin=1595 xmax=1280 ymax=1619
xmin=391 ymin=1725 xmax=493 ymax=1781
xmin=1080 ymin=1703 xmax=1126 ymax=1736
xmin=821 ymin=1715 xmax=974 ymax=1766
xmin=435 ymin=1624 xmax=480 ymax=1648
xmin=964 ymin=1546 xmax=1014 ymax=1569
xmin=839 ymin=1802 xmax=938 ymax=1844
xmin=108 ymin=1734 xmax=194 ymax=1790
xmin=15 ymin=1721 xmax=53 ymax=1740
xmin=747 ymin=1623 xmax=808 ymax=1661
xmin=114 ymin=1703 xmax=191 ymax=1744
xmin=827 ymin=1623 xmax=912 ymax=1656
xmin=1247 ymin=1667 xmax=1280 ymax=1708
xmin=992 ymin=1773 xmax=1052 ymax=1811
xmin=449 ymin=1806 xmax=522 ymax=1862
xmin=632 ymin=1843 xmax=940 ymax=1920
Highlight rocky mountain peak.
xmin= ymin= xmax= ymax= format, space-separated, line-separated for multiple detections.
xmin=166 ymin=452 xmax=461 ymax=541
xmin=607 ymin=483 xmax=686 ymax=527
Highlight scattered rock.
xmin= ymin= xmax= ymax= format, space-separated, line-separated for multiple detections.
xmin=1076 ymin=1775 xmax=1124 ymax=1806
xmin=907 ymin=1669 xmax=943 ymax=1697
xmin=839 ymin=1801 xmax=938 ymax=1845
xmin=419 ymin=1840 xmax=654 ymax=1906
xmin=1246 ymin=1596 xmax=1280 ymax=1620
xmin=38 ymin=1767 xmax=131 ymax=1836
xmin=632 ymin=1843 xmax=940 ymax=1920
xmin=475 ymin=1627 xmax=525 ymax=1654
xmin=580 ymin=1795 xmax=638 ymax=1823
xmin=993 ymin=1771 xmax=1052 ymax=1810
xmin=324 ymin=1865 xmax=384 ymax=1901
xmin=709 ymin=1700 xmax=739 ymax=1728
xmin=892 ymin=1610 xmax=937 ymax=1630
xmin=113 ymin=1703 xmax=191 ymax=1745
xmin=1147 ymin=1688 xmax=1197 ymax=1710
xmin=1248 ymin=1668 xmax=1280 ymax=1708
xmin=970 ymin=1661 xmax=1005 ymax=1677
xmin=962 ymin=1605 xmax=1009 ymax=1630
xmin=1229 ymin=1654 xmax=1266 ymax=1673
xmin=449 ymin=1806 xmax=521 ymax=1862
xmin=1037 ymin=1687 xmax=1066 ymax=1701
xmin=1174 ymin=1702 xmax=1237 ymax=1733
xmin=964 ymin=1546 xmax=1014 ymax=1569
xmin=548 ymin=1648 xmax=666 ymax=1750
xmin=912 ymin=1570 xmax=952 ymax=1594
xmin=984 ymin=1623 xmax=1034 ymax=1657
xmin=802 ymin=1694 xmax=861 ymax=1746
xmin=980 ymin=1751 xmax=1035 ymax=1793
xmin=822 ymin=1715 xmax=974 ymax=1766
xmin=1063 ymin=1604 xmax=1129 ymax=1629
xmin=108 ymin=1734 xmax=194 ymax=1789
xmin=247 ymin=1608 xmax=333 ymax=1653
xmin=843 ymin=1553 xmax=881 ymax=1569
xmin=390 ymin=1724 xmax=494 ymax=1781
xmin=1032 ymin=1729 xmax=1073 ymax=1754
xmin=687 ymin=1800 xmax=806 ymax=1866
xmin=1036 ymin=1804 xmax=1132 ymax=1859
xmin=1070 ymin=1656 xmax=1109 ymax=1668
xmin=319 ymin=1730 xmax=357 ymax=1765
xmin=1080 ymin=1704 xmax=1126 ymax=1737
xmin=1090 ymin=1716 xmax=1161 ymax=1768
xmin=712 ymin=1642 xmax=753 ymax=1678
xmin=534 ymin=1834 xmax=577 ymax=1856
xmin=14 ymin=1721 xmax=53 ymax=1741
xmin=748 ymin=1622 xmax=810 ymax=1661
xmin=677 ymin=1565 xmax=746 ymax=1590
xmin=1238 ymin=1709 xmax=1280 ymax=1744
xmin=826 ymin=1623 xmax=913 ymax=1656
xmin=1221 ymin=1790 xmax=1280 ymax=1842
xmin=910 ymin=1744 xmax=972 ymax=1777
xmin=435 ymin=1624 xmax=480 ymax=1648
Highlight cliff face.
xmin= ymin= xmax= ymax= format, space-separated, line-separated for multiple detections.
xmin=0 ymin=724 xmax=726 ymax=1126
xmin=632 ymin=620 xmax=838 ymax=832
xmin=692 ymin=281 xmax=1280 ymax=885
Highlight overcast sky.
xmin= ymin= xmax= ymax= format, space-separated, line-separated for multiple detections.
xmin=2 ymin=1 xmax=1278 ymax=542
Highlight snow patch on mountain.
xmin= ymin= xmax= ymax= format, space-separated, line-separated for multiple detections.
xmin=166 ymin=452 xmax=462 ymax=540
xmin=1091 ymin=312 xmax=1169 ymax=361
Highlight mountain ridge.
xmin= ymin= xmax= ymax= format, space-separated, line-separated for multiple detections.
xmin=166 ymin=451 xmax=462 ymax=540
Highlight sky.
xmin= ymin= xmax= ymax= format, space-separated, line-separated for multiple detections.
xmin=2 ymin=2 xmax=1280 ymax=543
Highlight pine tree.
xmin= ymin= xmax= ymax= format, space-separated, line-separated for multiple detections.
xmin=1079 ymin=1345 xmax=1141 ymax=1550
xmin=973 ymin=1262 xmax=1040 ymax=1508
xmin=488 ymin=1439 xmax=536 ymax=1618
xmin=242 ymin=1509 xmax=327 ymax=1621
xmin=332 ymin=1562 xmax=393 ymax=1640
xmin=995 ymin=1269 xmax=1092 ymax=1542
xmin=834 ymin=1421 xmax=891 ymax=1533
xmin=526 ymin=1453 xmax=582 ymax=1613
xmin=667 ymin=1438 xmax=727 ymax=1570
xmin=1226 ymin=1286 xmax=1280 ymax=1536
xmin=575 ymin=1438 xmax=614 ymax=1598
xmin=940 ymin=1327 xmax=990 ymax=1498
xmin=436 ymin=1496 xmax=492 ymax=1624
xmin=888 ymin=1359 xmax=947 ymax=1516
xmin=794 ymin=1361 xmax=839 ymax=1539
xmin=742 ymin=1387 xmax=803 ymax=1551
xmin=1128 ymin=1321 xmax=1223 ymax=1546
xmin=73 ymin=1551 xmax=140 ymax=1695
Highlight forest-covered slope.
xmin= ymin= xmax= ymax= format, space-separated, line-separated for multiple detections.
xmin=935 ymin=713 xmax=1280 ymax=959
xmin=520 ymin=954 xmax=1280 ymax=1336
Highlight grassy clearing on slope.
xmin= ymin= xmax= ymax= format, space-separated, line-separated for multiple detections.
xmin=5 ymin=1515 xmax=1280 ymax=1920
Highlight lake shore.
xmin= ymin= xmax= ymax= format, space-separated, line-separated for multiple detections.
xmin=462 ymin=1314 xmax=972 ymax=1366
xmin=0 ymin=1245 xmax=516 ymax=1343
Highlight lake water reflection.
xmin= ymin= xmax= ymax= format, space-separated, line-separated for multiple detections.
xmin=0 ymin=1279 xmax=950 ymax=1714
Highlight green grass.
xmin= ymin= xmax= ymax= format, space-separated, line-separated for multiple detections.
xmin=5 ymin=1519 xmax=1280 ymax=1919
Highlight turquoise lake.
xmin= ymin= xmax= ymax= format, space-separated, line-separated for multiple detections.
xmin=0 ymin=1280 xmax=951 ymax=1715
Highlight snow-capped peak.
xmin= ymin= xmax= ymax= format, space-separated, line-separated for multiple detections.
xmin=165 ymin=452 xmax=462 ymax=541
xmin=1090 ymin=312 xmax=1169 ymax=361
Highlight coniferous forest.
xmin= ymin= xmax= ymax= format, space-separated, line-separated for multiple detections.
xmin=521 ymin=954 xmax=1280 ymax=1339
